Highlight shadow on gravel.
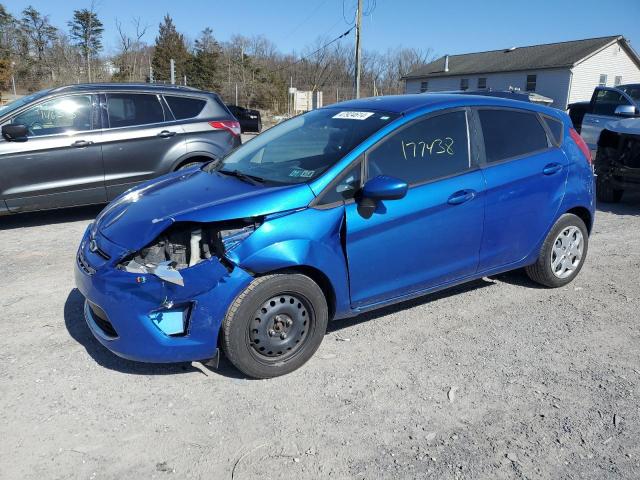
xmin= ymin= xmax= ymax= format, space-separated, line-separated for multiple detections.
xmin=596 ymin=191 xmax=640 ymax=217
xmin=328 ymin=277 xmax=497 ymax=333
xmin=64 ymin=288 xmax=213 ymax=377
xmin=0 ymin=205 xmax=103 ymax=230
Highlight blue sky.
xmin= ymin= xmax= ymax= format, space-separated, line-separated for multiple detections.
xmin=4 ymin=0 xmax=640 ymax=59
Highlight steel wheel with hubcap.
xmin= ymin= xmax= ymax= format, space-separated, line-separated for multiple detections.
xmin=550 ymin=226 xmax=584 ymax=279
xmin=221 ymin=273 xmax=328 ymax=378
xmin=526 ymin=213 xmax=589 ymax=287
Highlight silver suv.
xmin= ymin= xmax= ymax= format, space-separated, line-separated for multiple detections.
xmin=0 ymin=83 xmax=241 ymax=215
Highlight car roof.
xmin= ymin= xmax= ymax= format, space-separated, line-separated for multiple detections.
xmin=323 ymin=93 xmax=560 ymax=117
xmin=47 ymin=83 xmax=208 ymax=95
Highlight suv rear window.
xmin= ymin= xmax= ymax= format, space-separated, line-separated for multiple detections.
xmin=478 ymin=109 xmax=549 ymax=163
xmin=107 ymin=93 xmax=164 ymax=128
xmin=165 ymin=96 xmax=206 ymax=119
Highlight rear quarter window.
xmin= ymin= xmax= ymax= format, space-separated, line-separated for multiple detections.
xmin=165 ymin=96 xmax=207 ymax=120
xmin=542 ymin=116 xmax=563 ymax=146
xmin=478 ymin=109 xmax=549 ymax=163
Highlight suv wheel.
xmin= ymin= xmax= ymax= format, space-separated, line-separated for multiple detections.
xmin=525 ymin=213 xmax=589 ymax=288
xmin=221 ymin=273 xmax=328 ymax=378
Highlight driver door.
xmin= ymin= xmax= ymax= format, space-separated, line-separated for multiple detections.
xmin=0 ymin=93 xmax=105 ymax=212
xmin=581 ymin=87 xmax=638 ymax=152
xmin=344 ymin=109 xmax=485 ymax=308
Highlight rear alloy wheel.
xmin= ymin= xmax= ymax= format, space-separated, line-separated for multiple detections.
xmin=525 ymin=213 xmax=589 ymax=287
xmin=221 ymin=273 xmax=328 ymax=378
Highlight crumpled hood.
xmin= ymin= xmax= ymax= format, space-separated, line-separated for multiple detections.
xmin=94 ymin=167 xmax=315 ymax=251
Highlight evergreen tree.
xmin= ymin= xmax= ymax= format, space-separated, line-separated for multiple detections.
xmin=68 ymin=8 xmax=104 ymax=82
xmin=187 ymin=28 xmax=221 ymax=91
xmin=151 ymin=14 xmax=190 ymax=83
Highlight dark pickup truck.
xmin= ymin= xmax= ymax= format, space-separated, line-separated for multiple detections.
xmin=568 ymin=84 xmax=640 ymax=202
xmin=567 ymin=84 xmax=640 ymax=151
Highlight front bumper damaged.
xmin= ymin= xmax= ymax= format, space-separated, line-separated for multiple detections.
xmin=74 ymin=226 xmax=253 ymax=363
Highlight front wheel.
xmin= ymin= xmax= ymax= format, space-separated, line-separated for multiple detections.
xmin=525 ymin=213 xmax=589 ymax=288
xmin=221 ymin=273 xmax=328 ymax=378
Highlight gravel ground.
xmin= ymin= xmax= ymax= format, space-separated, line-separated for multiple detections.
xmin=1 ymin=194 xmax=639 ymax=480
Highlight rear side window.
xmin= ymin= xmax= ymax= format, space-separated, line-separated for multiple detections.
xmin=106 ymin=94 xmax=164 ymax=128
xmin=478 ymin=109 xmax=548 ymax=163
xmin=592 ymin=89 xmax=632 ymax=116
xmin=367 ymin=110 xmax=470 ymax=184
xmin=165 ymin=96 xmax=206 ymax=120
xmin=542 ymin=116 xmax=563 ymax=146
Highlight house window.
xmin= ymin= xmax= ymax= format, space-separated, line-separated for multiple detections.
xmin=460 ymin=78 xmax=469 ymax=91
xmin=614 ymin=75 xmax=622 ymax=86
xmin=420 ymin=81 xmax=429 ymax=93
xmin=599 ymin=74 xmax=607 ymax=86
xmin=526 ymin=74 xmax=537 ymax=92
xmin=477 ymin=77 xmax=487 ymax=89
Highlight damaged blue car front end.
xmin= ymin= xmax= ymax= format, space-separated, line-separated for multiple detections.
xmin=74 ymin=166 xmax=350 ymax=363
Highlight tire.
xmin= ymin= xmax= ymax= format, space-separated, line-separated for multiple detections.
xmin=596 ymin=175 xmax=623 ymax=203
xmin=525 ymin=213 xmax=589 ymax=288
xmin=221 ymin=273 xmax=328 ymax=378
xmin=176 ymin=161 xmax=204 ymax=171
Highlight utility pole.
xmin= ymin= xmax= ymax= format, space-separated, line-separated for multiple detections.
xmin=354 ymin=0 xmax=363 ymax=98
xmin=235 ymin=83 xmax=238 ymax=105
xmin=170 ymin=58 xmax=175 ymax=85
xmin=11 ymin=61 xmax=16 ymax=98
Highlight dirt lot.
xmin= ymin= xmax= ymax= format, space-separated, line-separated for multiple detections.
xmin=1 ymin=194 xmax=639 ymax=480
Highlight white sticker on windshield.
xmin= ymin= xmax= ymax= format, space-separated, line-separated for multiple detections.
xmin=332 ymin=111 xmax=374 ymax=120
xmin=289 ymin=168 xmax=315 ymax=178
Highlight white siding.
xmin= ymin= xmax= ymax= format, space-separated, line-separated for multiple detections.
xmin=405 ymin=69 xmax=572 ymax=108
xmin=569 ymin=42 xmax=640 ymax=104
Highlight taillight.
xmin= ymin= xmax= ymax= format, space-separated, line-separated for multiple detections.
xmin=209 ymin=120 xmax=241 ymax=137
xmin=569 ymin=128 xmax=592 ymax=165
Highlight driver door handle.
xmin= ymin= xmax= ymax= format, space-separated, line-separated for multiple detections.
xmin=448 ymin=189 xmax=476 ymax=205
xmin=157 ymin=130 xmax=176 ymax=138
xmin=72 ymin=140 xmax=93 ymax=148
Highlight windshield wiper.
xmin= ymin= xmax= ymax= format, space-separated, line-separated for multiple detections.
xmin=217 ymin=169 xmax=266 ymax=185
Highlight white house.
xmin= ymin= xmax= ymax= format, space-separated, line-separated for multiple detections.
xmin=403 ymin=36 xmax=640 ymax=109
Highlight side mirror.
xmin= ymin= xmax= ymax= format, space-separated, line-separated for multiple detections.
xmin=614 ymin=105 xmax=637 ymax=117
xmin=362 ymin=175 xmax=408 ymax=201
xmin=2 ymin=123 xmax=28 ymax=142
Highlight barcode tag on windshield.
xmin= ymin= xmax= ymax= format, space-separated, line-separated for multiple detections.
xmin=332 ymin=111 xmax=374 ymax=120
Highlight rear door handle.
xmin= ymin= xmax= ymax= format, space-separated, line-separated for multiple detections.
xmin=72 ymin=140 xmax=93 ymax=148
xmin=447 ymin=189 xmax=476 ymax=205
xmin=157 ymin=130 xmax=176 ymax=138
xmin=543 ymin=163 xmax=563 ymax=175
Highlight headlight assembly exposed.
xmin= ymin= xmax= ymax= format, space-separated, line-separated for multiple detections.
xmin=219 ymin=224 xmax=257 ymax=252
xmin=117 ymin=219 xmax=261 ymax=285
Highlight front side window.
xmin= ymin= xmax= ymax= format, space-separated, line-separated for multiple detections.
xmin=592 ymin=89 xmax=632 ymax=116
xmin=106 ymin=93 xmax=164 ymax=128
xmin=366 ymin=110 xmax=470 ymax=185
xmin=478 ymin=109 xmax=548 ymax=163
xmin=460 ymin=79 xmax=469 ymax=91
xmin=618 ymin=85 xmax=640 ymax=102
xmin=526 ymin=74 xmax=537 ymax=92
xmin=207 ymin=109 xmax=398 ymax=185
xmin=11 ymin=94 xmax=93 ymax=137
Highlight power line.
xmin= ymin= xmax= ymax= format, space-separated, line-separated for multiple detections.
xmin=280 ymin=0 xmax=332 ymax=42
xmin=264 ymin=26 xmax=356 ymax=75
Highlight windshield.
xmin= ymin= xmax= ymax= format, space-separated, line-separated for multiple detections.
xmin=206 ymin=108 xmax=399 ymax=185
xmin=0 ymin=89 xmax=52 ymax=118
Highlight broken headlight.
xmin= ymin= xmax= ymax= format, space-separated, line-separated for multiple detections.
xmin=117 ymin=219 xmax=260 ymax=285
xmin=219 ymin=224 xmax=257 ymax=252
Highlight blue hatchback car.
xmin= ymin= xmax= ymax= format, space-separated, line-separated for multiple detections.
xmin=75 ymin=94 xmax=595 ymax=378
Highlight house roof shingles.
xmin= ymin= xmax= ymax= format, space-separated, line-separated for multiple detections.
xmin=404 ymin=36 xmax=632 ymax=79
